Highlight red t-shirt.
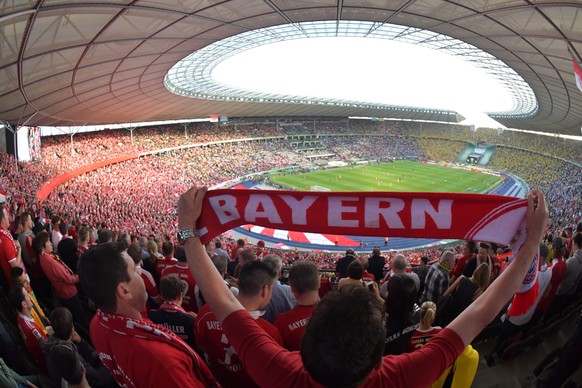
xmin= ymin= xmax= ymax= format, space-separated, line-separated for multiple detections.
xmin=275 ymin=304 xmax=315 ymax=351
xmin=407 ymin=327 xmax=442 ymax=352
xmin=196 ymin=304 xmax=283 ymax=387
xmin=0 ymin=228 xmax=18 ymax=285
xmin=90 ymin=314 xmax=208 ymax=387
xmin=17 ymin=314 xmax=48 ymax=371
xmin=156 ymin=258 xmax=177 ymax=278
xmin=140 ymin=268 xmax=159 ymax=299
xmin=222 ymin=309 xmax=464 ymax=387
xmin=161 ymin=263 xmax=197 ymax=313
xmin=537 ymin=259 xmax=567 ymax=313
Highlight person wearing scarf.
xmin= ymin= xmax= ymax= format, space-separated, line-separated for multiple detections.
xmin=33 ymin=231 xmax=88 ymax=328
xmin=78 ymin=242 xmax=218 ymax=387
xmin=177 ymin=186 xmax=548 ymax=388
xmin=0 ymin=205 xmax=24 ymax=286
xmin=149 ymin=275 xmax=202 ymax=355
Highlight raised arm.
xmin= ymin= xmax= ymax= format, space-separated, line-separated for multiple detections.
xmin=447 ymin=190 xmax=548 ymax=346
xmin=178 ymin=186 xmax=244 ymax=322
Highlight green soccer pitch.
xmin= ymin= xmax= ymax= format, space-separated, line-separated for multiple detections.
xmin=269 ymin=160 xmax=503 ymax=193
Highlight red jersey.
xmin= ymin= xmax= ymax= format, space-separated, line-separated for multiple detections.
xmin=155 ymin=258 xmax=177 ymax=278
xmin=275 ymin=304 xmax=315 ymax=351
xmin=407 ymin=327 xmax=442 ymax=352
xmin=222 ymin=310 xmax=464 ymax=387
xmin=90 ymin=313 xmax=212 ymax=387
xmin=140 ymin=268 xmax=159 ymax=299
xmin=196 ymin=304 xmax=283 ymax=388
xmin=17 ymin=314 xmax=48 ymax=371
xmin=0 ymin=228 xmax=18 ymax=285
xmin=161 ymin=263 xmax=197 ymax=313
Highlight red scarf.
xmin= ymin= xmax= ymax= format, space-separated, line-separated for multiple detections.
xmin=159 ymin=301 xmax=187 ymax=313
xmin=195 ymin=189 xmax=538 ymax=315
xmin=95 ymin=310 xmax=218 ymax=387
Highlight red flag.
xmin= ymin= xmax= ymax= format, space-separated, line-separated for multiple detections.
xmin=573 ymin=56 xmax=582 ymax=93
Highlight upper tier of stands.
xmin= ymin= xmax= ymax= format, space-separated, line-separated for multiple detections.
xmin=1 ymin=119 xmax=580 ymax=246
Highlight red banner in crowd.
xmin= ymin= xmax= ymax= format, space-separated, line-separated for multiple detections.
xmin=196 ymin=189 xmax=538 ymax=316
xmin=196 ymin=189 xmax=528 ymax=246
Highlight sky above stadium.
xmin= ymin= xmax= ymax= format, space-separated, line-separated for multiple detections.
xmin=212 ymin=37 xmax=514 ymax=128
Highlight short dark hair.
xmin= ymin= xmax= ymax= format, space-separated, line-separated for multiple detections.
xmin=239 ymin=247 xmax=256 ymax=263
xmin=573 ymin=232 xmax=582 ymax=250
xmin=50 ymin=342 xmax=84 ymax=385
xmin=238 ymin=261 xmax=277 ymax=297
xmin=211 ymin=254 xmax=228 ymax=275
xmin=174 ymin=245 xmax=186 ymax=263
xmin=420 ymin=256 xmax=429 ymax=265
xmin=347 ymin=259 xmax=364 ymax=280
xmin=237 ymin=239 xmax=245 ymax=246
xmin=10 ymin=266 xmax=24 ymax=283
xmin=289 ymin=261 xmax=319 ymax=294
xmin=50 ymin=307 xmax=74 ymax=340
xmin=126 ymin=243 xmax=142 ymax=264
xmin=479 ymin=242 xmax=492 ymax=251
xmin=385 ymin=274 xmax=417 ymax=324
xmin=32 ymin=231 xmax=50 ymax=255
xmin=301 ymin=286 xmax=385 ymax=387
xmin=159 ymin=276 xmax=186 ymax=301
xmin=215 ymin=240 xmax=223 ymax=249
xmin=58 ymin=222 xmax=68 ymax=235
xmin=162 ymin=241 xmax=174 ymax=257
xmin=98 ymin=229 xmax=115 ymax=244
xmin=78 ymin=243 xmax=130 ymax=312
xmin=467 ymin=241 xmax=478 ymax=254
xmin=8 ymin=283 xmax=26 ymax=312
xmin=372 ymin=247 xmax=381 ymax=255
xmin=19 ymin=211 xmax=31 ymax=227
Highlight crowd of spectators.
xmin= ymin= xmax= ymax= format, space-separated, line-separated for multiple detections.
xmin=0 ymin=117 xmax=581 ymax=386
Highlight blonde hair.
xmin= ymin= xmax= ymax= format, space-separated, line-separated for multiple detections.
xmin=420 ymin=301 xmax=437 ymax=327
xmin=471 ymin=262 xmax=490 ymax=300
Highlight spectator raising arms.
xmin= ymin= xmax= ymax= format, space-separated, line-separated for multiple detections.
xmin=178 ymin=186 xmax=548 ymax=387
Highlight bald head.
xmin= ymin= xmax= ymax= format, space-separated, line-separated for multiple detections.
xmin=392 ymin=254 xmax=408 ymax=273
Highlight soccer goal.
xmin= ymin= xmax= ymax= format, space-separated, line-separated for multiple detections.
xmin=310 ymin=185 xmax=331 ymax=191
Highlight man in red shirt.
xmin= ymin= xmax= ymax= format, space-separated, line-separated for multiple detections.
xmin=155 ymin=241 xmax=177 ymax=277
xmin=196 ymin=260 xmax=282 ymax=387
xmin=178 ymin=186 xmax=548 ymax=387
xmin=0 ymin=206 xmax=23 ymax=287
xmin=275 ymin=261 xmax=320 ymax=351
xmin=161 ymin=246 xmax=197 ymax=313
xmin=450 ymin=241 xmax=476 ymax=283
xmin=78 ymin=242 xmax=217 ymax=387
xmin=9 ymin=282 xmax=48 ymax=371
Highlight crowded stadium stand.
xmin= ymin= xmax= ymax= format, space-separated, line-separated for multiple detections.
xmin=1 ymin=1 xmax=582 ymax=386
xmin=0 ymin=119 xmax=581 ymax=387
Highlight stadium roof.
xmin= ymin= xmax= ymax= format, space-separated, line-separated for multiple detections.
xmin=1 ymin=1 xmax=581 ymax=136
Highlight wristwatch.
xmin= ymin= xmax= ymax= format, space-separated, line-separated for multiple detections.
xmin=177 ymin=228 xmax=201 ymax=245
